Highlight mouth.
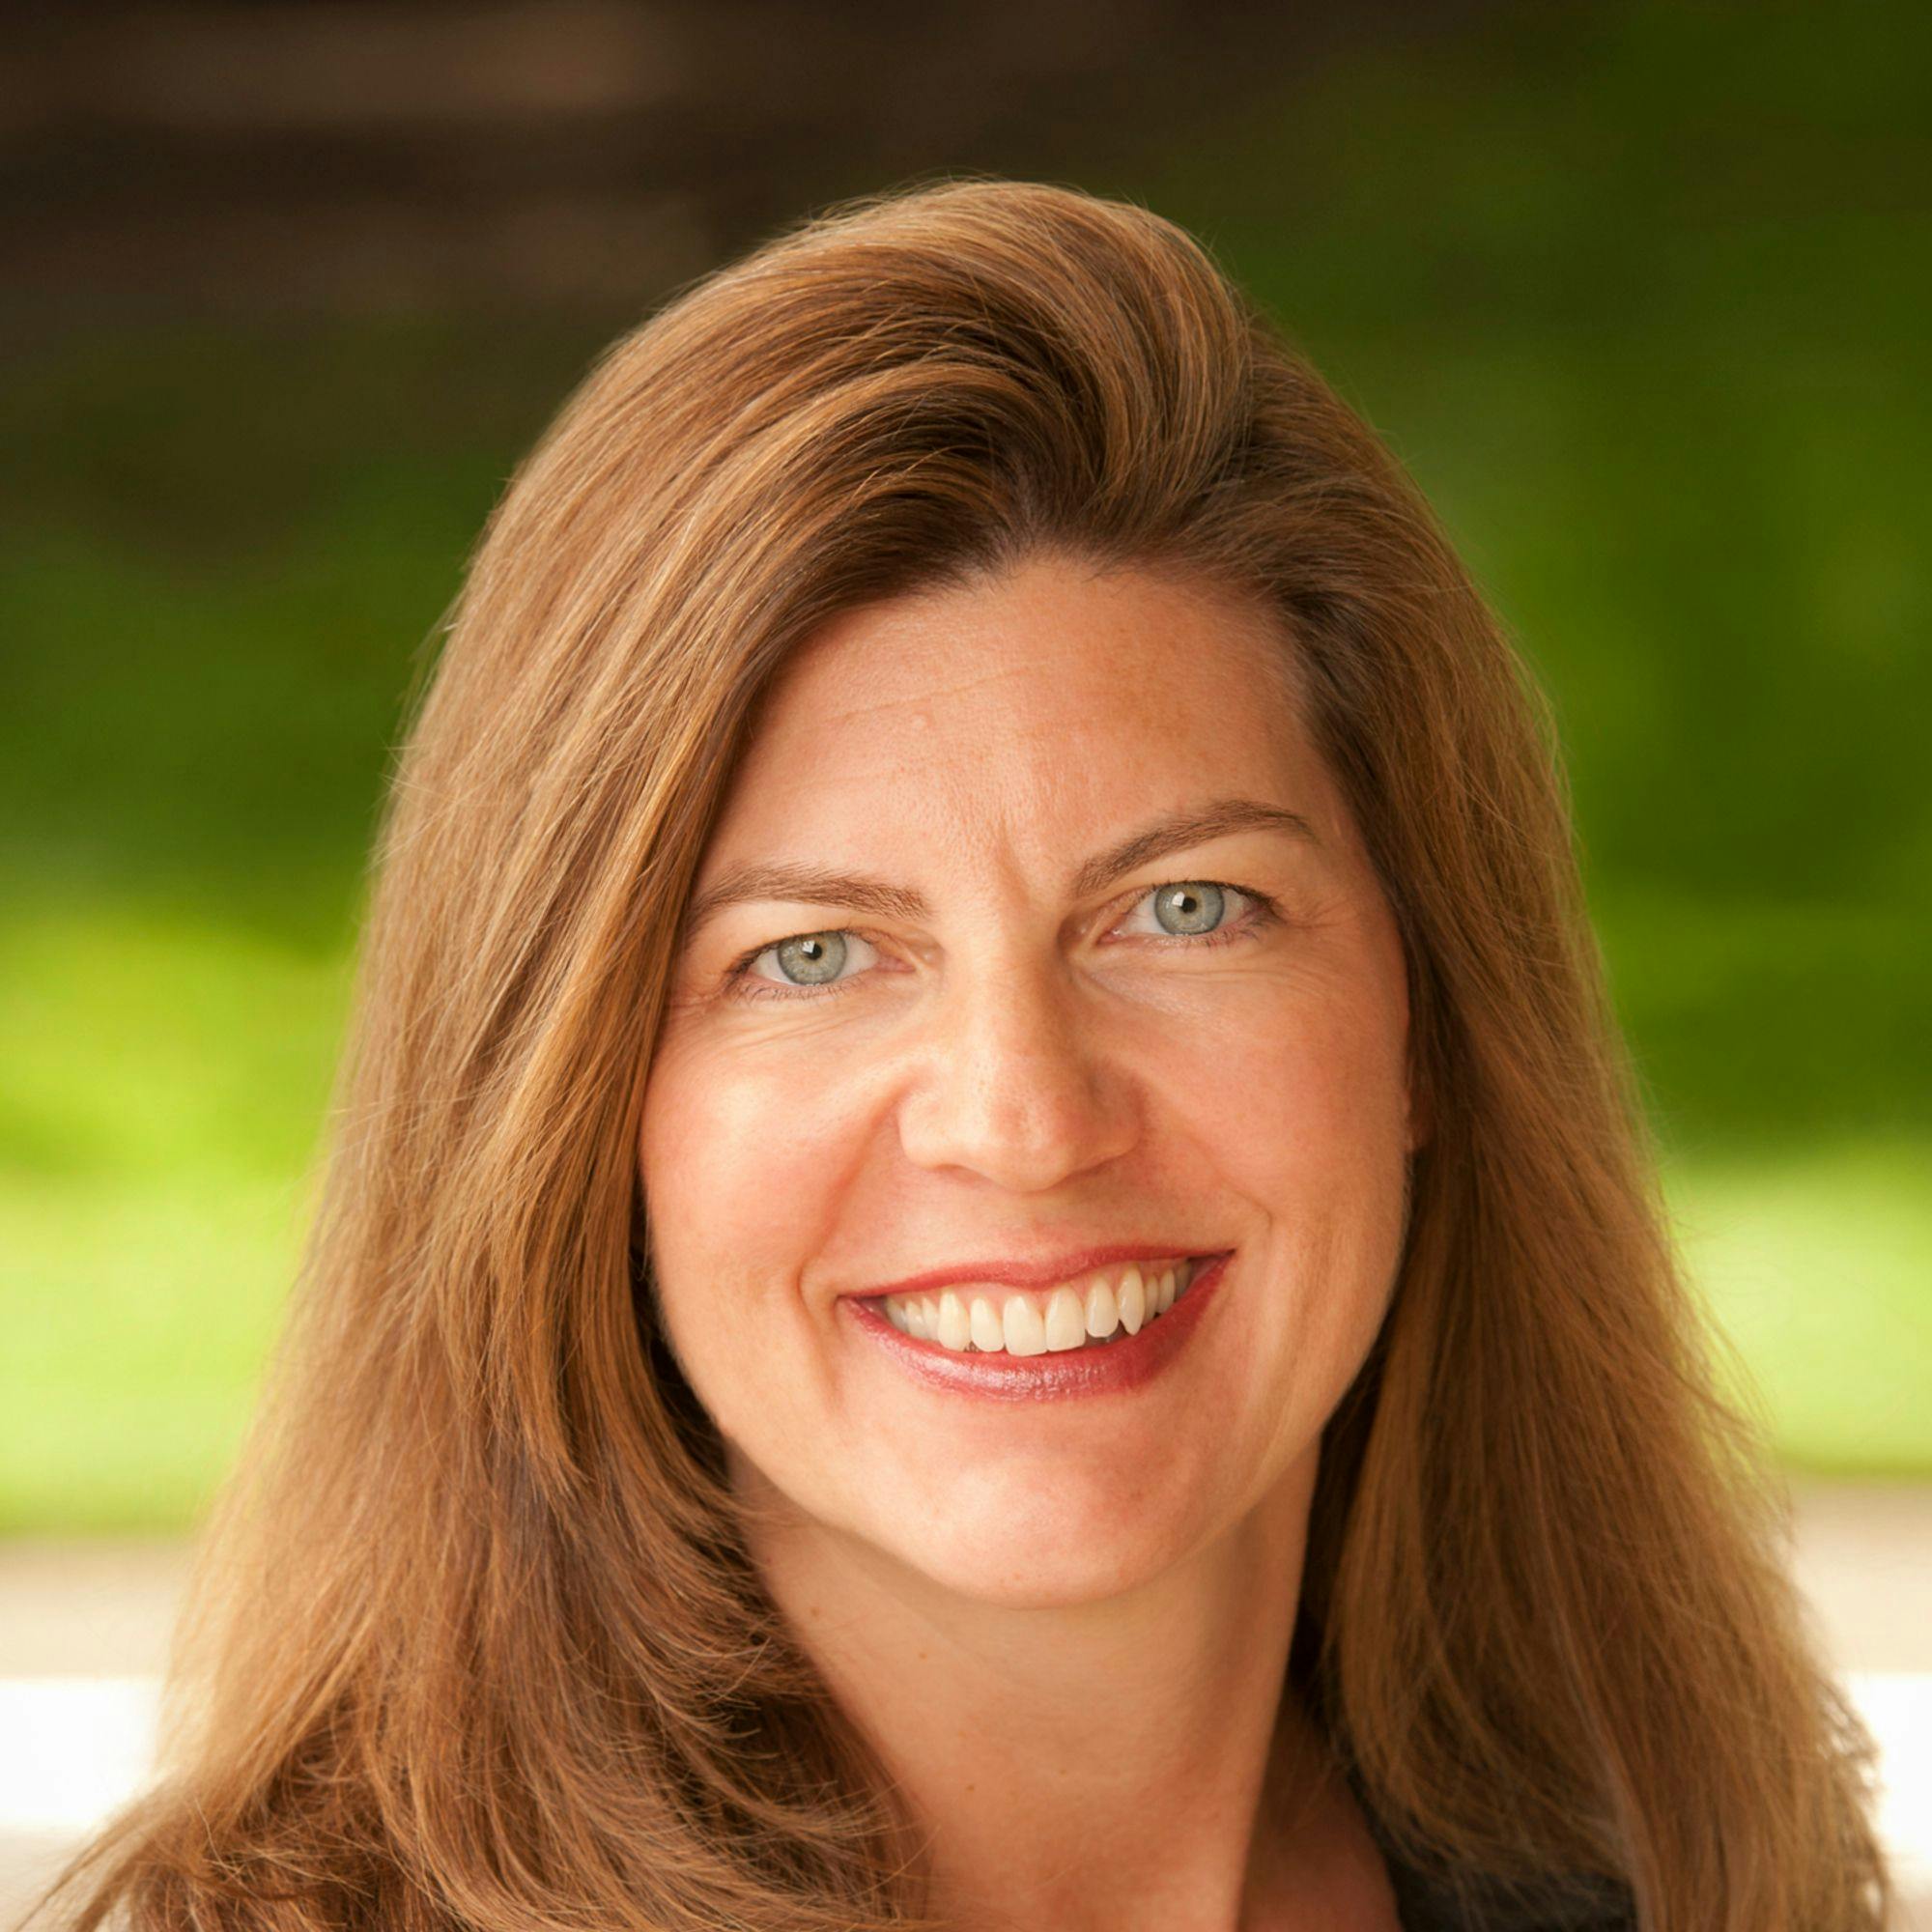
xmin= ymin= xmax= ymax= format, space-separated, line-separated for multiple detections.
xmin=861 ymin=1252 xmax=1221 ymax=1358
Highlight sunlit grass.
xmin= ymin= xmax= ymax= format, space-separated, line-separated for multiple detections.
xmin=1668 ymin=1138 xmax=1932 ymax=1476
xmin=0 ymin=905 xmax=342 ymax=1532
xmin=0 ymin=1176 xmax=301 ymax=1532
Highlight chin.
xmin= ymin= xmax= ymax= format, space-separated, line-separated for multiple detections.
xmin=879 ymin=1503 xmax=1184 ymax=1610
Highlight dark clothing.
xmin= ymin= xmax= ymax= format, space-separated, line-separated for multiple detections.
xmin=1356 ymin=1788 xmax=1639 ymax=1931
xmin=1375 ymin=1850 xmax=1638 ymax=1931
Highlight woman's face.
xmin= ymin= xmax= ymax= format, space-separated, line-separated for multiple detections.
xmin=639 ymin=553 xmax=1421 ymax=1606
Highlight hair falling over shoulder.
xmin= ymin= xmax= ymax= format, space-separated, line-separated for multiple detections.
xmin=30 ymin=175 xmax=1891 ymax=1932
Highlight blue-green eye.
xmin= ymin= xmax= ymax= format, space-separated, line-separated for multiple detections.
xmin=726 ymin=885 xmax=1267 ymax=1012
xmin=741 ymin=927 xmax=881 ymax=994
xmin=1113 ymin=877 xmax=1260 ymax=943
xmin=1148 ymin=880 xmax=1226 ymax=935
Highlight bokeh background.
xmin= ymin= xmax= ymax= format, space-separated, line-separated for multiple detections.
xmin=5 ymin=2 xmax=1931 ymax=1918
xmin=3 ymin=1 xmax=1926 ymax=1532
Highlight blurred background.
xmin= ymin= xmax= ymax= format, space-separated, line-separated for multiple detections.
xmin=1 ymin=0 xmax=1927 ymax=1915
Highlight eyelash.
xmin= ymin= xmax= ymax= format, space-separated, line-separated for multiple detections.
xmin=720 ymin=880 xmax=1281 ymax=1006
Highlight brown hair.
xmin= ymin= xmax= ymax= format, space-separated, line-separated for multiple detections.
xmin=33 ymin=175 xmax=1889 ymax=1932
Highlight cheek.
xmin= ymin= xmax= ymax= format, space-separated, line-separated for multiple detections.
xmin=1173 ymin=963 xmax=1411 ymax=1387
xmin=1177 ymin=969 xmax=1410 ymax=1201
xmin=638 ymin=1035 xmax=863 ymax=1335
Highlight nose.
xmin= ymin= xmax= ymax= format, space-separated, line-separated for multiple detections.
xmin=895 ymin=952 xmax=1137 ymax=1192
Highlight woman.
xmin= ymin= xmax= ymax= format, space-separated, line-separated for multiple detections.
xmin=38 ymin=178 xmax=1889 ymax=1931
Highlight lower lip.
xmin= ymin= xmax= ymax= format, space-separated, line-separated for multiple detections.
xmin=842 ymin=1253 xmax=1234 ymax=1403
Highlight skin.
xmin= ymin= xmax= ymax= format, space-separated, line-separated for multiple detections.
xmin=639 ymin=552 xmax=1421 ymax=1931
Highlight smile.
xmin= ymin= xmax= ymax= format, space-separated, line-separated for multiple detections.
xmin=847 ymin=1251 xmax=1235 ymax=1402
xmin=877 ymin=1254 xmax=1204 ymax=1355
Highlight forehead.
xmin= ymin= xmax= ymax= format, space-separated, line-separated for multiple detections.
xmin=729 ymin=557 xmax=1313 ymax=805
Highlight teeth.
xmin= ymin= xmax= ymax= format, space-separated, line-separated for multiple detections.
xmin=969 ymin=1294 xmax=1005 ymax=1351
xmin=879 ymin=1256 xmax=1207 ymax=1356
xmin=937 ymin=1290 xmax=971 ymax=1351
xmin=1043 ymin=1287 xmax=1087 ymax=1351
xmin=1083 ymin=1275 xmax=1119 ymax=1339
xmin=1003 ymin=1294 xmax=1048 ymax=1356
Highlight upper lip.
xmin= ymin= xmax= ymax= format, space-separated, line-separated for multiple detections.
xmin=852 ymin=1243 xmax=1222 ymax=1300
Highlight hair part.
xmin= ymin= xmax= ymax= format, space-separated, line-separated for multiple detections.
xmin=36 ymin=173 xmax=1890 ymax=1932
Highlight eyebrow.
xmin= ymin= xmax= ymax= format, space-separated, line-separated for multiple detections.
xmin=678 ymin=796 xmax=1321 ymax=941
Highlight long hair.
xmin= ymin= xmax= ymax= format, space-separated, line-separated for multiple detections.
xmin=33 ymin=175 xmax=1889 ymax=1932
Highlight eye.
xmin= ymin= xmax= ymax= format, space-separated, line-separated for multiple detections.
xmin=732 ymin=927 xmax=882 ymax=1000
xmin=1113 ymin=881 xmax=1275 ymax=947
xmin=719 ymin=881 xmax=1275 ymax=1012
xmin=1136 ymin=885 xmax=1229 ymax=935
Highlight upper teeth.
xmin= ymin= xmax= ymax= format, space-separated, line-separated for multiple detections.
xmin=879 ymin=1258 xmax=1201 ymax=1355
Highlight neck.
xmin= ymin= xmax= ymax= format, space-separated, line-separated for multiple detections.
xmin=734 ymin=1440 xmax=1390 ymax=1932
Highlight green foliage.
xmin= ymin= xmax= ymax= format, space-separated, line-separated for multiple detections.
xmin=1130 ymin=0 xmax=1931 ymax=1154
